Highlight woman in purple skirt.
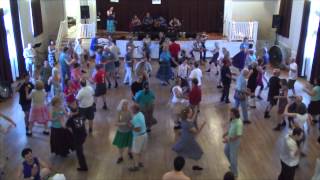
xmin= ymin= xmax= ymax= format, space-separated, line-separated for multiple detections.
xmin=172 ymin=107 xmax=206 ymax=171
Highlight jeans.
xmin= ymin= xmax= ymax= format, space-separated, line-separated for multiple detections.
xmin=278 ymin=160 xmax=297 ymax=180
xmin=224 ymin=139 xmax=241 ymax=176
xmin=75 ymin=143 xmax=88 ymax=169
xmin=123 ymin=65 xmax=132 ymax=85
xmin=233 ymin=98 xmax=248 ymax=121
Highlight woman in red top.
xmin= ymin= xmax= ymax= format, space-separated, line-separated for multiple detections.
xmin=93 ymin=64 xmax=108 ymax=110
xmin=189 ymin=78 xmax=201 ymax=114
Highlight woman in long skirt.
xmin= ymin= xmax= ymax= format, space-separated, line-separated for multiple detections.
xmin=106 ymin=7 xmax=115 ymax=33
xmin=50 ymin=96 xmax=73 ymax=157
xmin=172 ymin=107 xmax=206 ymax=170
xmin=157 ymin=45 xmax=173 ymax=86
xmin=112 ymin=99 xmax=133 ymax=163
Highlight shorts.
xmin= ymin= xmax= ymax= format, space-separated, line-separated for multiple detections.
xmin=95 ymin=83 xmax=107 ymax=97
xmin=288 ymin=79 xmax=296 ymax=89
xmin=114 ymin=61 xmax=120 ymax=68
xmin=21 ymin=104 xmax=31 ymax=112
xmin=79 ymin=105 xmax=95 ymax=120
xmin=132 ymin=133 xmax=147 ymax=154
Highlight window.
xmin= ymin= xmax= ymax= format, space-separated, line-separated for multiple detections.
xmin=152 ymin=0 xmax=161 ymax=5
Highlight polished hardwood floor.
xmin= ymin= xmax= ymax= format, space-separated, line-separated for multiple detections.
xmin=1 ymin=62 xmax=319 ymax=180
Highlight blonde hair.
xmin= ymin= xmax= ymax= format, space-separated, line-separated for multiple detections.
xmin=117 ymin=99 xmax=129 ymax=112
xmin=35 ymin=80 xmax=44 ymax=90
xmin=51 ymin=96 xmax=61 ymax=107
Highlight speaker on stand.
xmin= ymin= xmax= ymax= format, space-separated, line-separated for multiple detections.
xmin=80 ymin=5 xmax=90 ymax=24
xmin=272 ymin=15 xmax=281 ymax=45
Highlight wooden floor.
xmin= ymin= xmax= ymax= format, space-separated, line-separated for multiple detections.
xmin=1 ymin=62 xmax=319 ymax=180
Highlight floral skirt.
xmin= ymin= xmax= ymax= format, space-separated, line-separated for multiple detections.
xmin=29 ymin=105 xmax=50 ymax=124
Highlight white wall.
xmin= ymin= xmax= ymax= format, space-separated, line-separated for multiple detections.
xmin=231 ymin=0 xmax=280 ymax=40
xmin=278 ymin=0 xmax=304 ymax=58
xmin=18 ymin=0 xmax=65 ymax=52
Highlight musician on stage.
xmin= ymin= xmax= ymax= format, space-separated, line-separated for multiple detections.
xmin=130 ymin=15 xmax=142 ymax=33
xmin=200 ymin=32 xmax=208 ymax=63
xmin=142 ymin=12 xmax=154 ymax=32
xmin=169 ymin=17 xmax=182 ymax=33
xmin=106 ymin=7 xmax=116 ymax=33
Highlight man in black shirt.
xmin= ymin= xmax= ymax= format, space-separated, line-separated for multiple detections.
xmin=16 ymin=75 xmax=34 ymax=133
xmin=220 ymin=59 xmax=232 ymax=103
xmin=66 ymin=105 xmax=88 ymax=171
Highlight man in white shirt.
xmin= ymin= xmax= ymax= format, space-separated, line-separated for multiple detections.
xmin=23 ymin=43 xmax=36 ymax=78
xmin=278 ymin=127 xmax=303 ymax=180
xmin=189 ymin=62 xmax=202 ymax=86
xmin=288 ymin=58 xmax=298 ymax=95
xmin=76 ymin=79 xmax=95 ymax=133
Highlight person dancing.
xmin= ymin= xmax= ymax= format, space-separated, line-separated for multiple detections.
xmin=106 ymin=7 xmax=116 ymax=33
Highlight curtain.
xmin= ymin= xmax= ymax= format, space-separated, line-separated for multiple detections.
xmin=278 ymin=0 xmax=293 ymax=37
xmin=96 ymin=0 xmax=224 ymax=33
xmin=31 ymin=0 xmax=43 ymax=37
xmin=296 ymin=0 xmax=310 ymax=76
xmin=10 ymin=0 xmax=26 ymax=77
xmin=310 ymin=19 xmax=320 ymax=82
xmin=0 ymin=9 xmax=13 ymax=82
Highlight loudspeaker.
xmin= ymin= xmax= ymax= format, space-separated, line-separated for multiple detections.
xmin=272 ymin=15 xmax=281 ymax=28
xmin=80 ymin=5 xmax=90 ymax=19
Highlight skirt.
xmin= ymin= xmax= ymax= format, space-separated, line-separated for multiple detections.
xmin=308 ymin=100 xmax=320 ymax=115
xmin=29 ymin=105 xmax=50 ymax=124
xmin=95 ymin=83 xmax=107 ymax=97
xmin=112 ymin=130 xmax=133 ymax=149
xmin=50 ymin=127 xmax=74 ymax=156
xmin=156 ymin=62 xmax=173 ymax=82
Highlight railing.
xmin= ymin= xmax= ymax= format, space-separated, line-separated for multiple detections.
xmin=227 ymin=21 xmax=258 ymax=43
xmin=78 ymin=23 xmax=96 ymax=39
xmin=55 ymin=19 xmax=68 ymax=53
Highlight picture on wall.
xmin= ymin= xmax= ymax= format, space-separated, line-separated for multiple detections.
xmin=152 ymin=0 xmax=161 ymax=5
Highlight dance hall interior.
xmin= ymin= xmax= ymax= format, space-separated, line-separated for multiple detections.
xmin=1 ymin=0 xmax=320 ymax=179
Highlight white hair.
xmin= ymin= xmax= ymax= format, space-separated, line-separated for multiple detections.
xmin=117 ymin=99 xmax=129 ymax=112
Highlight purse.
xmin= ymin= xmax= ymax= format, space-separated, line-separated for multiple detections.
xmin=234 ymin=90 xmax=246 ymax=101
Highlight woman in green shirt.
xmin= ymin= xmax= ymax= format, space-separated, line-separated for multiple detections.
xmin=223 ymin=108 xmax=243 ymax=178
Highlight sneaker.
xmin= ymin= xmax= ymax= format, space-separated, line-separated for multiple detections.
xmin=192 ymin=165 xmax=203 ymax=171
xmin=116 ymin=157 xmax=123 ymax=164
xmin=128 ymin=166 xmax=139 ymax=172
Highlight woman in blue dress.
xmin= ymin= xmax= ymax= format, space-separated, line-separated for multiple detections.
xmin=172 ymin=106 xmax=206 ymax=170
xmin=106 ymin=7 xmax=115 ymax=33
xmin=156 ymin=45 xmax=173 ymax=86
